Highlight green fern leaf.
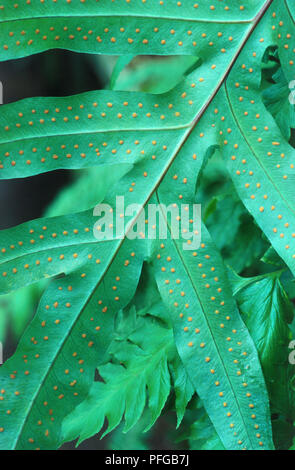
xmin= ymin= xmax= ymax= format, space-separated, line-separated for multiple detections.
xmin=0 ymin=0 xmax=268 ymax=61
xmin=0 ymin=165 xmax=130 ymax=341
xmin=62 ymin=314 xmax=174 ymax=445
xmin=1 ymin=0 xmax=292 ymax=451
xmin=171 ymin=355 xmax=195 ymax=429
xmin=216 ymin=1 xmax=295 ymax=275
xmin=262 ymin=63 xmax=295 ymax=142
xmin=0 ymin=236 xmax=145 ymax=449
xmin=188 ymin=405 xmax=225 ymax=451
xmin=231 ymin=269 xmax=295 ymax=420
xmin=62 ymin=287 xmax=194 ymax=445
xmin=200 ymin=162 xmax=269 ymax=273
xmin=112 ymin=56 xmax=201 ymax=94
xmin=153 ymin=216 xmax=273 ymax=449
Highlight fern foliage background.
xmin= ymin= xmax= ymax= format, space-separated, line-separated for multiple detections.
xmin=0 ymin=0 xmax=295 ymax=451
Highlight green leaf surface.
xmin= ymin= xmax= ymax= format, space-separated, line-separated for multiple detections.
xmin=153 ymin=219 xmax=273 ymax=450
xmin=113 ymin=56 xmax=201 ymax=94
xmin=62 ymin=282 xmax=195 ymax=445
xmin=62 ymin=313 xmax=173 ymax=445
xmin=216 ymin=0 xmax=295 ymax=275
xmin=0 ymin=164 xmax=131 ymax=342
xmin=171 ymin=356 xmax=195 ymax=429
xmin=109 ymin=55 xmax=135 ymax=91
xmin=189 ymin=407 xmax=225 ymax=451
xmin=0 ymin=237 xmax=145 ymax=449
xmin=262 ymin=66 xmax=295 ymax=142
xmin=0 ymin=0 xmax=288 ymax=451
xmin=231 ymin=269 xmax=295 ymax=421
xmin=201 ymin=174 xmax=269 ymax=273
xmin=0 ymin=0 xmax=267 ymax=61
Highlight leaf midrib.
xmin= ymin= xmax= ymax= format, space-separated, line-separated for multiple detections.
xmin=0 ymin=237 xmax=114 ymax=267
xmin=0 ymin=14 xmax=254 ymax=26
xmin=284 ymin=0 xmax=295 ymax=26
xmin=0 ymin=123 xmax=191 ymax=147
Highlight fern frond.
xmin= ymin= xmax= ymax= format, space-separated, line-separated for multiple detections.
xmin=1 ymin=0 xmax=293 ymax=450
xmin=0 ymin=0 xmax=267 ymax=61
